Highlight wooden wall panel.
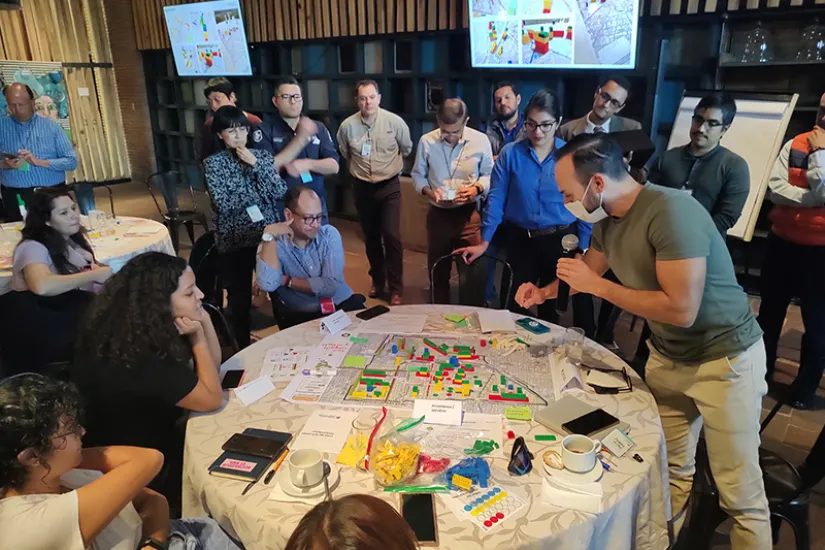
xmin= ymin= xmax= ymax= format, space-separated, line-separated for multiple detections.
xmin=386 ymin=0 xmax=395 ymax=34
xmin=357 ymin=0 xmax=366 ymax=36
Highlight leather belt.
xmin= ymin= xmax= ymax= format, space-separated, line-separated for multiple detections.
xmin=525 ymin=224 xmax=572 ymax=239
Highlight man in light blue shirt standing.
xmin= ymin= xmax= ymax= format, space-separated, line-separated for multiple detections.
xmin=457 ymin=89 xmax=595 ymax=334
xmin=256 ymin=185 xmax=365 ymax=329
xmin=0 ymin=83 xmax=77 ymax=222
xmin=412 ymin=98 xmax=493 ymax=305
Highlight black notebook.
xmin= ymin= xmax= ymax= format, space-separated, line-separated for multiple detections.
xmin=208 ymin=427 xmax=290 ymax=482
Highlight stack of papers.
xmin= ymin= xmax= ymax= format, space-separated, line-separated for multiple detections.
xmin=476 ymin=309 xmax=517 ymax=333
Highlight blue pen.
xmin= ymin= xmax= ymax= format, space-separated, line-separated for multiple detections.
xmin=598 ymin=457 xmax=611 ymax=472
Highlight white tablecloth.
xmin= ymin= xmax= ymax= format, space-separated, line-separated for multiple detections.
xmin=182 ymin=305 xmax=671 ymax=550
xmin=0 ymin=216 xmax=175 ymax=295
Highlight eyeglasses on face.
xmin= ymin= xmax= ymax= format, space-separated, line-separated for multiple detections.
xmin=278 ymin=94 xmax=303 ymax=102
xmin=597 ymin=89 xmax=624 ymax=110
xmin=691 ymin=115 xmax=724 ymax=129
xmin=225 ymin=127 xmax=249 ymax=137
xmin=524 ymin=119 xmax=557 ymax=133
xmin=296 ymin=213 xmax=323 ymax=225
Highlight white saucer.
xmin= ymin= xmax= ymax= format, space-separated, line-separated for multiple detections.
xmin=277 ymin=462 xmax=340 ymax=498
xmin=543 ymin=460 xmax=603 ymax=484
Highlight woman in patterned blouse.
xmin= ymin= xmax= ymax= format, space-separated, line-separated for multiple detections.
xmin=203 ymin=106 xmax=313 ymax=347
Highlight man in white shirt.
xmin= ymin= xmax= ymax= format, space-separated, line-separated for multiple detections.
xmin=412 ymin=98 xmax=494 ymax=305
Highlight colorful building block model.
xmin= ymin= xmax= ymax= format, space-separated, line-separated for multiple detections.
xmin=456 ymin=486 xmax=527 ymax=532
xmin=543 ymin=0 xmax=552 ymax=12
xmin=534 ymin=27 xmax=551 ymax=55
xmin=487 ymin=375 xmax=530 ymax=402
xmin=445 ymin=457 xmax=491 ymax=490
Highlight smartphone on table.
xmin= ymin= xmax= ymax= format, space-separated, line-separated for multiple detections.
xmin=222 ymin=431 xmax=292 ymax=458
xmin=562 ymin=409 xmax=620 ymax=437
xmin=400 ymin=493 xmax=439 ymax=546
xmin=356 ymin=305 xmax=390 ymax=321
xmin=515 ymin=317 xmax=550 ymax=335
xmin=221 ymin=369 xmax=245 ymax=389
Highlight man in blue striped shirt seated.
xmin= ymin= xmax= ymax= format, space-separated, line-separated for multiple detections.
xmin=0 ymin=83 xmax=77 ymax=222
xmin=256 ymin=185 xmax=365 ymax=328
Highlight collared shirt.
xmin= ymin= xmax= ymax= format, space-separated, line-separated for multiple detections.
xmin=482 ymin=113 xmax=527 ymax=157
xmin=256 ymin=225 xmax=353 ymax=313
xmin=584 ymin=112 xmax=610 ymax=134
xmin=260 ymin=114 xmax=339 ymax=203
xmin=336 ymin=108 xmax=413 ymax=183
xmin=481 ymin=138 xmax=592 ymax=248
xmin=0 ymin=115 xmax=77 ymax=189
xmin=411 ymin=127 xmax=494 ymax=208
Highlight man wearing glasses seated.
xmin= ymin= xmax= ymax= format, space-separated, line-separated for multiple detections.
xmin=256 ymin=185 xmax=365 ymax=329
xmin=261 ymin=76 xmax=340 ymax=222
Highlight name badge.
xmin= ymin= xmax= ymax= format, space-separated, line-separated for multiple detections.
xmin=310 ymin=136 xmax=321 ymax=145
xmin=361 ymin=141 xmax=372 ymax=158
xmin=300 ymin=172 xmax=313 ymax=183
xmin=247 ymin=205 xmax=264 ymax=222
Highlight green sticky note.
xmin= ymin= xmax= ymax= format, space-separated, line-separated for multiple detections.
xmin=17 ymin=161 xmax=30 ymax=172
xmin=455 ymin=319 xmax=468 ymax=328
xmin=505 ymin=406 xmax=532 ymax=421
xmin=342 ymin=355 xmax=368 ymax=367
xmin=444 ymin=314 xmax=466 ymax=323
xmin=349 ymin=336 xmax=369 ymax=344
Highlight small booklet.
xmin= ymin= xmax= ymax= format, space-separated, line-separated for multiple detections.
xmin=208 ymin=428 xmax=289 ymax=482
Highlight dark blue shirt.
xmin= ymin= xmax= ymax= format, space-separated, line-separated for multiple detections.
xmin=260 ymin=115 xmax=339 ymax=210
xmin=481 ymin=138 xmax=592 ymax=248
xmin=481 ymin=113 xmax=527 ymax=157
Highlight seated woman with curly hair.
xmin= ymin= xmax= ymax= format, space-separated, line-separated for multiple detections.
xmin=0 ymin=188 xmax=112 ymax=374
xmin=72 ymin=252 xmax=223 ymax=501
xmin=0 ymin=373 xmax=241 ymax=550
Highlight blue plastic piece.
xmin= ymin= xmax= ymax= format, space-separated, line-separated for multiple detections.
xmin=392 ymin=344 xmax=398 ymax=354
xmin=450 ymin=355 xmax=459 ymax=366
xmin=444 ymin=457 xmax=492 ymax=490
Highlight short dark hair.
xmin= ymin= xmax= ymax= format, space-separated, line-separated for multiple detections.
xmin=524 ymin=88 xmax=562 ymax=122
xmin=203 ymin=77 xmax=234 ymax=99
xmin=695 ymin=92 xmax=737 ymax=127
xmin=356 ymin=80 xmax=380 ymax=96
xmin=284 ymin=185 xmax=318 ymax=211
xmin=0 ymin=374 xmax=84 ymax=492
xmin=211 ymin=105 xmax=250 ymax=134
xmin=599 ymin=75 xmax=631 ymax=98
xmin=556 ymin=133 xmax=628 ymax=183
xmin=274 ymin=76 xmax=301 ymax=95
xmin=494 ymin=81 xmax=519 ymax=97
xmin=437 ymin=98 xmax=467 ymax=125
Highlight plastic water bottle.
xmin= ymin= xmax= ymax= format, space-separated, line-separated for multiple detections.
xmin=16 ymin=194 xmax=26 ymax=221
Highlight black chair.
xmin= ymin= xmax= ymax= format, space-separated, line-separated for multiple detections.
xmin=429 ymin=253 xmax=514 ymax=309
xmin=189 ymin=231 xmax=223 ymax=311
xmin=677 ymin=389 xmax=825 ymax=550
xmin=146 ymin=171 xmax=209 ymax=253
xmin=202 ymin=302 xmax=239 ymax=362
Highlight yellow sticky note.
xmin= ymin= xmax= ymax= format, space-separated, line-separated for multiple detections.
xmin=505 ymin=406 xmax=532 ymax=421
xmin=342 ymin=355 xmax=368 ymax=367
xmin=336 ymin=435 xmax=362 ymax=467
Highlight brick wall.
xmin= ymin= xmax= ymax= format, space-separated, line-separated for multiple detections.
xmin=105 ymin=0 xmax=155 ymax=184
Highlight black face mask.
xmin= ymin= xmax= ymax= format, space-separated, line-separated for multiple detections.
xmin=507 ymin=436 xmax=534 ymax=476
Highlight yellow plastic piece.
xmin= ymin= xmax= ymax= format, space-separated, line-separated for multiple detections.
xmin=490 ymin=43 xmax=496 ymax=53
xmin=371 ymin=440 xmax=421 ymax=486
xmin=452 ymin=473 xmax=473 ymax=491
xmin=352 ymin=391 xmax=367 ymax=399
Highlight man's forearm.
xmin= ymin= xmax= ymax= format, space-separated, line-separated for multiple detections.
xmin=308 ymin=158 xmax=339 ymax=175
xmin=274 ymin=135 xmax=310 ymax=167
xmin=287 ymin=277 xmax=314 ymax=295
xmin=596 ymin=279 xmax=696 ymax=327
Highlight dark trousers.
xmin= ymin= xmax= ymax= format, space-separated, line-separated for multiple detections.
xmin=484 ymin=224 xmax=508 ymax=307
xmin=219 ymin=246 xmax=257 ymax=349
xmin=757 ymin=232 xmax=825 ymax=403
xmin=270 ymin=293 xmax=366 ymax=330
xmin=1 ymin=183 xmax=65 ymax=222
xmin=427 ymin=204 xmax=485 ymax=306
xmin=506 ymin=223 xmax=596 ymax=337
xmin=353 ymin=175 xmax=403 ymax=294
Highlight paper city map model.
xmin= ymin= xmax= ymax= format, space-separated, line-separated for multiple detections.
xmin=343 ymin=334 xmax=547 ymax=407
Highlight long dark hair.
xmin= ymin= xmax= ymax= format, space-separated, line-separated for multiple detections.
xmin=75 ymin=252 xmax=190 ymax=370
xmin=19 ymin=188 xmax=94 ymax=275
xmin=0 ymin=373 xmax=84 ymax=495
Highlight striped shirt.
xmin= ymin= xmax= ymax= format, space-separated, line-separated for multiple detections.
xmin=0 ymin=114 xmax=77 ymax=189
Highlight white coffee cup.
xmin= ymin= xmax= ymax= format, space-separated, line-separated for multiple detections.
xmin=288 ymin=449 xmax=324 ymax=488
xmin=561 ymin=434 xmax=602 ymax=473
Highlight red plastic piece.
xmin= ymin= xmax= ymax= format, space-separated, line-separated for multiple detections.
xmin=484 ymin=520 xmax=493 ymax=528
xmin=496 ymin=512 xmax=504 ymax=519
xmin=491 ymin=516 xmax=499 ymax=523
xmin=507 ymin=430 xmax=515 ymax=439
xmin=480 ymin=340 xmax=486 ymax=347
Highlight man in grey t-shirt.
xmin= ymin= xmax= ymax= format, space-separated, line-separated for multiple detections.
xmin=515 ymin=133 xmax=769 ymax=549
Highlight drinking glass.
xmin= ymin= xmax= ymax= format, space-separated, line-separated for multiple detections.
xmin=565 ymin=327 xmax=586 ymax=366
xmin=350 ymin=412 xmax=379 ymax=470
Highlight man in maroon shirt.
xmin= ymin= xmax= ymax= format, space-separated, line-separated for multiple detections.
xmin=196 ymin=77 xmax=267 ymax=162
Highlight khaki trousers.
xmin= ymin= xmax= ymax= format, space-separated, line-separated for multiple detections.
xmin=645 ymin=340 xmax=771 ymax=550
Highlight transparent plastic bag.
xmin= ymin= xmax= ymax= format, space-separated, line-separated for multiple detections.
xmin=366 ymin=407 xmax=424 ymax=487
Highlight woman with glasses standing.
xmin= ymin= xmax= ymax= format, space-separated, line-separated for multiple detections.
xmin=456 ymin=89 xmax=595 ymax=333
xmin=204 ymin=106 xmax=315 ymax=347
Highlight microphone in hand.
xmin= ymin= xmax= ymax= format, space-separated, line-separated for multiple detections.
xmin=556 ymin=233 xmax=580 ymax=314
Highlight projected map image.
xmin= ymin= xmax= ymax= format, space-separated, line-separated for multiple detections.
xmin=471 ymin=0 xmax=518 ymax=16
xmin=521 ymin=0 xmax=572 ymax=16
xmin=579 ymin=0 xmax=635 ymax=65
xmin=471 ymin=20 xmax=520 ymax=66
xmin=521 ymin=18 xmax=573 ymax=65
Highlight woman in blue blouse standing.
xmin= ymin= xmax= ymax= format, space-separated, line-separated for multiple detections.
xmin=204 ymin=106 xmax=316 ymax=347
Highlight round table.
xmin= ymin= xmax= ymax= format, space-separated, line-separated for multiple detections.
xmin=182 ymin=305 xmax=671 ymax=550
xmin=0 ymin=216 xmax=175 ymax=295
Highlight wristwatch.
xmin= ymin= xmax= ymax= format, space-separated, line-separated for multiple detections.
xmin=140 ymin=538 xmax=167 ymax=550
xmin=473 ymin=183 xmax=484 ymax=196
xmin=261 ymin=232 xmax=275 ymax=242
xmin=286 ymin=275 xmax=294 ymax=289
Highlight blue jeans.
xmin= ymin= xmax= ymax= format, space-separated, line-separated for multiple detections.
xmin=168 ymin=518 xmax=242 ymax=550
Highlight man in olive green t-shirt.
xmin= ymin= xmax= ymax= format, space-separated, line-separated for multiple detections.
xmin=516 ymin=134 xmax=769 ymax=550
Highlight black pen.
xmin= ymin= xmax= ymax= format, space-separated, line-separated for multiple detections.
xmin=242 ymin=449 xmax=288 ymax=495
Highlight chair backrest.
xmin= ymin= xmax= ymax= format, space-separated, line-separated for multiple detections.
xmin=146 ymin=171 xmax=193 ymax=215
xmin=429 ymin=253 xmax=514 ymax=309
xmin=189 ymin=231 xmax=222 ymax=307
xmin=202 ymin=302 xmax=239 ymax=361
